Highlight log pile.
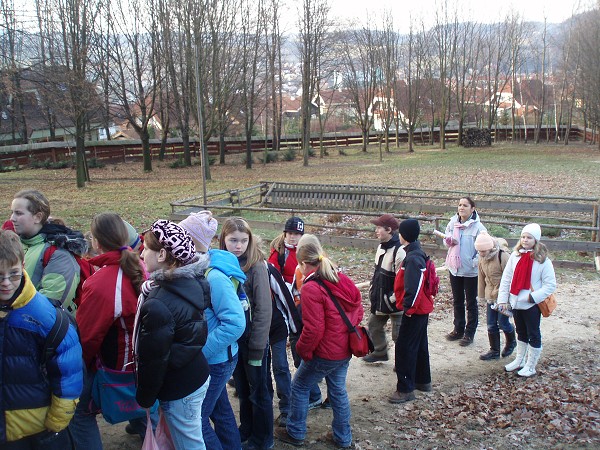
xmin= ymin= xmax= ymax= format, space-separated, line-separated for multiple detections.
xmin=463 ymin=128 xmax=492 ymax=147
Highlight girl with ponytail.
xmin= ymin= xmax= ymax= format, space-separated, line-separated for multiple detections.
xmin=69 ymin=212 xmax=146 ymax=449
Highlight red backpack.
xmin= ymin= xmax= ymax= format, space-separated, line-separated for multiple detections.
xmin=42 ymin=245 xmax=96 ymax=308
xmin=423 ymin=257 xmax=440 ymax=298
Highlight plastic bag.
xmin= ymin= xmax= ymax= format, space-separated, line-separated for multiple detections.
xmin=142 ymin=411 xmax=159 ymax=450
xmin=155 ymin=411 xmax=175 ymax=450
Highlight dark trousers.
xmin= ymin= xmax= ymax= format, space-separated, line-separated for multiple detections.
xmin=0 ymin=429 xmax=73 ymax=450
xmin=513 ymin=306 xmax=542 ymax=348
xmin=233 ymin=341 xmax=273 ymax=449
xmin=449 ymin=274 xmax=478 ymax=337
xmin=394 ymin=314 xmax=431 ymax=393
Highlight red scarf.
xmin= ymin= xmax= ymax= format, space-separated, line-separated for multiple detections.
xmin=510 ymin=251 xmax=534 ymax=295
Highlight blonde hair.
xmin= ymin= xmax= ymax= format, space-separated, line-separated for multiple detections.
xmin=14 ymin=189 xmax=51 ymax=224
xmin=0 ymin=229 xmax=24 ymax=267
xmin=270 ymin=233 xmax=286 ymax=255
xmin=218 ymin=217 xmax=264 ymax=272
xmin=296 ymin=234 xmax=339 ymax=283
xmin=513 ymin=240 xmax=548 ymax=263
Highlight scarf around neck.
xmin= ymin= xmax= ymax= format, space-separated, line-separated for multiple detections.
xmin=510 ymin=250 xmax=534 ymax=295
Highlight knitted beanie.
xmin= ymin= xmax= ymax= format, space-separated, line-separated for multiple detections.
xmin=474 ymin=232 xmax=495 ymax=251
xmin=521 ymin=223 xmax=542 ymax=242
xmin=123 ymin=220 xmax=141 ymax=250
xmin=398 ymin=219 xmax=420 ymax=243
xmin=149 ymin=219 xmax=197 ymax=265
xmin=179 ymin=211 xmax=218 ymax=252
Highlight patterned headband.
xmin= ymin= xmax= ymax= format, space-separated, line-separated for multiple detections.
xmin=150 ymin=219 xmax=197 ymax=265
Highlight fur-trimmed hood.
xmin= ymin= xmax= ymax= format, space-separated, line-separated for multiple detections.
xmin=149 ymin=252 xmax=210 ymax=282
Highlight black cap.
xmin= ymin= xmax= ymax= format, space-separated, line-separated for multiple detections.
xmin=399 ymin=219 xmax=420 ymax=243
xmin=284 ymin=217 xmax=305 ymax=234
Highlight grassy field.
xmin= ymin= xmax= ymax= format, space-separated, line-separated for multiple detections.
xmin=1 ymin=142 xmax=599 ymax=231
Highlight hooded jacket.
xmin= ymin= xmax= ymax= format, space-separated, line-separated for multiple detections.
xmin=268 ymin=245 xmax=298 ymax=285
xmin=477 ymin=244 xmax=509 ymax=303
xmin=296 ymin=271 xmax=363 ymax=361
xmin=76 ymin=251 xmax=141 ymax=370
xmin=393 ymin=241 xmax=434 ymax=316
xmin=369 ymin=233 xmax=405 ymax=314
xmin=444 ymin=211 xmax=487 ymax=277
xmin=203 ymin=249 xmax=247 ymax=365
xmin=134 ymin=258 xmax=210 ymax=408
xmin=0 ymin=272 xmax=82 ymax=443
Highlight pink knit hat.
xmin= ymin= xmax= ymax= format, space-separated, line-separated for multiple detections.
xmin=474 ymin=233 xmax=495 ymax=251
xmin=179 ymin=211 xmax=218 ymax=252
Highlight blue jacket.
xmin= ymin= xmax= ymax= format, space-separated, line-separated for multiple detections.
xmin=0 ymin=273 xmax=83 ymax=443
xmin=203 ymin=250 xmax=247 ymax=365
xmin=444 ymin=211 xmax=487 ymax=277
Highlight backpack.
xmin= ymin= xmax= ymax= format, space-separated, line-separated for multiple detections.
xmin=42 ymin=299 xmax=79 ymax=366
xmin=43 ymin=245 xmax=95 ymax=311
xmin=423 ymin=257 xmax=440 ymax=298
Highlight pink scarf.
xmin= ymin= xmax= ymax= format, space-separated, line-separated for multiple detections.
xmin=445 ymin=222 xmax=464 ymax=271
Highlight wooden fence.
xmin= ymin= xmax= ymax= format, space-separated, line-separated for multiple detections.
xmin=171 ymin=182 xmax=600 ymax=271
xmin=0 ymin=125 xmax=592 ymax=168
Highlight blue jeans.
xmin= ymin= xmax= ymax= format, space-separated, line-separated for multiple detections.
xmin=486 ymin=304 xmax=514 ymax=334
xmin=287 ymin=356 xmax=352 ymax=447
xmin=202 ymin=356 xmax=240 ymax=450
xmin=160 ymin=377 xmax=210 ymax=450
xmin=68 ymin=366 xmax=102 ymax=450
xmin=268 ymin=338 xmax=292 ymax=415
xmin=233 ymin=342 xmax=273 ymax=449
xmin=513 ymin=306 xmax=542 ymax=348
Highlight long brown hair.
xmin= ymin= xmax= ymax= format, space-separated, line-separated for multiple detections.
xmin=219 ymin=217 xmax=264 ymax=272
xmin=296 ymin=234 xmax=339 ymax=283
xmin=142 ymin=229 xmax=183 ymax=271
xmin=91 ymin=213 xmax=145 ymax=294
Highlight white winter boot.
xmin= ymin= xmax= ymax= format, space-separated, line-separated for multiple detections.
xmin=517 ymin=345 xmax=542 ymax=377
xmin=504 ymin=340 xmax=528 ymax=372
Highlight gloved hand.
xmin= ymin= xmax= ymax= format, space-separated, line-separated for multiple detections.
xmin=248 ymin=359 xmax=262 ymax=367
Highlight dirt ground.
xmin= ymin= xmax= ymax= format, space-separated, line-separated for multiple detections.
xmin=98 ymin=269 xmax=600 ymax=450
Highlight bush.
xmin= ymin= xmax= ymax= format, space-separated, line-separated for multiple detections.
xmin=308 ymin=147 xmax=316 ymax=157
xmin=282 ymin=148 xmax=296 ymax=161
xmin=169 ymin=157 xmax=187 ymax=169
xmin=87 ymin=157 xmax=105 ymax=169
xmin=240 ymin=154 xmax=254 ymax=165
xmin=259 ymin=151 xmax=279 ymax=164
xmin=29 ymin=158 xmax=52 ymax=169
xmin=338 ymin=148 xmax=347 ymax=156
xmin=485 ymin=224 xmax=511 ymax=238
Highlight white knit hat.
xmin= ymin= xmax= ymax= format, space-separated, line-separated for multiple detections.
xmin=521 ymin=223 xmax=542 ymax=242
xmin=179 ymin=211 xmax=218 ymax=252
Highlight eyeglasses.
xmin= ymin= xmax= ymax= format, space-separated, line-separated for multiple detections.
xmin=0 ymin=273 xmax=22 ymax=282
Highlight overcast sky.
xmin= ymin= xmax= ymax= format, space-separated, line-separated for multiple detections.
xmin=282 ymin=0 xmax=592 ymax=33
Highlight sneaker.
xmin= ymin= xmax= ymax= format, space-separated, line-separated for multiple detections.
xmin=414 ymin=383 xmax=432 ymax=392
xmin=321 ymin=397 xmax=332 ymax=409
xmin=307 ymin=399 xmax=323 ymax=410
xmin=388 ymin=390 xmax=415 ymax=404
xmin=321 ymin=431 xmax=353 ymax=449
xmin=274 ymin=428 xmax=304 ymax=447
xmin=445 ymin=330 xmax=464 ymax=341
xmin=276 ymin=413 xmax=288 ymax=427
xmin=227 ymin=377 xmax=236 ymax=387
xmin=362 ymin=353 xmax=388 ymax=363
xmin=459 ymin=335 xmax=474 ymax=347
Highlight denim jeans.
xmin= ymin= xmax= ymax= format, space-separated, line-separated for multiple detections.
xmin=268 ymin=338 xmax=292 ymax=415
xmin=513 ymin=306 xmax=542 ymax=348
xmin=202 ymin=356 xmax=240 ymax=450
xmin=68 ymin=366 xmax=102 ymax=450
xmin=486 ymin=303 xmax=515 ymax=334
xmin=160 ymin=377 xmax=210 ymax=450
xmin=234 ymin=342 xmax=273 ymax=449
xmin=449 ymin=274 xmax=478 ymax=336
xmin=287 ymin=356 xmax=352 ymax=447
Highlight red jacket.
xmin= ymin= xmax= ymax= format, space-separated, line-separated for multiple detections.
xmin=296 ymin=271 xmax=364 ymax=361
xmin=393 ymin=241 xmax=434 ymax=316
xmin=76 ymin=251 xmax=141 ymax=371
xmin=268 ymin=247 xmax=298 ymax=284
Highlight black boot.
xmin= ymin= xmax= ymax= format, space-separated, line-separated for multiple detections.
xmin=479 ymin=332 xmax=500 ymax=360
xmin=502 ymin=330 xmax=517 ymax=357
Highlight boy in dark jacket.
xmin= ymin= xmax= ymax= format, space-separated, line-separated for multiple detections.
xmin=389 ymin=219 xmax=433 ymax=404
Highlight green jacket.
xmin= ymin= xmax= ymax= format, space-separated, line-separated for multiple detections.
xmin=21 ymin=233 xmax=80 ymax=313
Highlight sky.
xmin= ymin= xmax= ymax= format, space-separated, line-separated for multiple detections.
xmin=282 ymin=0 xmax=593 ymax=33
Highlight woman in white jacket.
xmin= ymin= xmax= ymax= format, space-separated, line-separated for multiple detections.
xmin=497 ymin=223 xmax=556 ymax=377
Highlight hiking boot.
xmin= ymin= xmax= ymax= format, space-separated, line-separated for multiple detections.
xmin=307 ymin=399 xmax=323 ymax=410
xmin=445 ymin=330 xmax=464 ymax=341
xmin=388 ymin=390 xmax=415 ymax=404
xmin=274 ymin=428 xmax=304 ymax=447
xmin=276 ymin=413 xmax=288 ymax=427
xmin=459 ymin=335 xmax=474 ymax=347
xmin=320 ymin=431 xmax=353 ymax=449
xmin=502 ymin=330 xmax=517 ymax=357
xmin=414 ymin=382 xmax=432 ymax=392
xmin=321 ymin=397 xmax=332 ymax=409
xmin=480 ymin=332 xmax=500 ymax=360
xmin=362 ymin=353 xmax=388 ymax=363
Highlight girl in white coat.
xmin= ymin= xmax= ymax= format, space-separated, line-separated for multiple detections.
xmin=497 ymin=224 xmax=556 ymax=377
